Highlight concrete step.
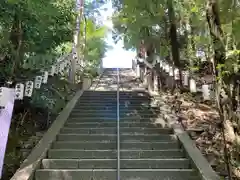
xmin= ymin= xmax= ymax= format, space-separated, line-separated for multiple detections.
xmin=71 ymin=109 xmax=160 ymax=114
xmin=78 ymin=96 xmax=150 ymax=99
xmin=82 ymin=91 xmax=145 ymax=95
xmin=67 ymin=117 xmax=161 ymax=123
xmin=60 ymin=127 xmax=173 ymax=134
xmin=35 ymin=169 xmax=200 ymax=180
xmin=72 ymin=109 xmax=159 ymax=114
xmin=73 ymin=105 xmax=156 ymax=109
xmin=71 ymin=109 xmax=119 ymax=112
xmin=69 ymin=113 xmax=160 ymax=118
xmin=41 ymin=158 xmax=191 ymax=169
xmin=69 ymin=113 xmax=118 ymax=118
xmin=77 ymin=99 xmax=152 ymax=102
xmin=75 ymin=103 xmax=159 ymax=107
xmin=76 ymin=102 xmax=153 ymax=106
xmin=64 ymin=122 xmax=164 ymax=128
xmin=47 ymin=149 xmax=185 ymax=159
xmin=52 ymin=141 xmax=180 ymax=151
xmin=80 ymin=93 xmax=146 ymax=96
xmin=56 ymin=134 xmax=176 ymax=142
xmin=90 ymin=94 xmax=144 ymax=97
xmin=68 ymin=116 xmax=162 ymax=123
xmin=80 ymin=92 xmax=148 ymax=96
xmin=78 ymin=99 xmax=153 ymax=103
xmin=52 ymin=141 xmax=179 ymax=150
xmin=76 ymin=102 xmax=117 ymax=106
xmin=79 ymin=96 xmax=150 ymax=99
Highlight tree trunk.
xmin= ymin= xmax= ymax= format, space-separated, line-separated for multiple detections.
xmin=206 ymin=0 xmax=233 ymax=178
xmin=167 ymin=0 xmax=182 ymax=88
xmin=9 ymin=13 xmax=23 ymax=83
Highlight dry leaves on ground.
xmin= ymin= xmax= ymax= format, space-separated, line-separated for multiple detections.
xmin=164 ymin=92 xmax=240 ymax=179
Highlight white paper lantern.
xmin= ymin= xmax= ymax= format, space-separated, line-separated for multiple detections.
xmin=49 ymin=66 xmax=55 ymax=76
xmin=25 ymin=81 xmax=34 ymax=97
xmin=58 ymin=63 xmax=62 ymax=73
xmin=0 ymin=87 xmax=2 ymax=98
xmin=34 ymin=76 xmax=42 ymax=89
xmin=60 ymin=63 xmax=65 ymax=73
xmin=55 ymin=64 xmax=59 ymax=74
xmin=190 ymin=79 xmax=197 ymax=93
xmin=0 ymin=87 xmax=15 ymax=107
xmin=174 ymin=68 xmax=180 ymax=80
xmin=202 ymin=84 xmax=210 ymax=100
xmin=163 ymin=63 xmax=166 ymax=70
xmin=0 ymin=87 xmax=4 ymax=107
xmin=155 ymin=56 xmax=160 ymax=63
xmin=15 ymin=83 xmax=24 ymax=100
xmin=73 ymin=52 xmax=77 ymax=60
xmin=159 ymin=61 xmax=162 ymax=67
xmin=169 ymin=66 xmax=174 ymax=76
xmin=42 ymin=71 xmax=48 ymax=84
xmin=165 ymin=64 xmax=170 ymax=73
xmin=183 ymin=71 xmax=189 ymax=86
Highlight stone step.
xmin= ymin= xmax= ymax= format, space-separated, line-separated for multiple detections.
xmin=52 ymin=141 xmax=179 ymax=150
xmin=81 ymin=92 xmax=146 ymax=95
xmin=56 ymin=134 xmax=176 ymax=142
xmin=69 ymin=115 xmax=161 ymax=121
xmin=73 ymin=103 xmax=157 ymax=107
xmin=70 ymin=110 xmax=157 ymax=114
xmin=67 ymin=118 xmax=159 ymax=123
xmin=41 ymin=158 xmax=191 ymax=169
xmin=82 ymin=90 xmax=144 ymax=93
xmin=79 ymin=95 xmax=150 ymax=98
xmin=47 ymin=149 xmax=185 ymax=159
xmin=67 ymin=117 xmax=161 ymax=122
xmin=76 ymin=102 xmax=153 ymax=106
xmin=77 ymin=100 xmax=153 ymax=103
xmin=35 ymin=169 xmax=199 ymax=180
xmin=78 ymin=100 xmax=151 ymax=103
xmin=71 ymin=108 xmax=159 ymax=112
xmin=64 ymin=122 xmax=164 ymax=128
xmin=73 ymin=105 xmax=156 ymax=109
xmin=69 ymin=113 xmax=160 ymax=118
xmin=71 ymin=109 xmax=160 ymax=114
xmin=77 ymin=99 xmax=152 ymax=102
xmin=80 ymin=95 xmax=118 ymax=97
xmin=60 ymin=127 xmax=173 ymax=134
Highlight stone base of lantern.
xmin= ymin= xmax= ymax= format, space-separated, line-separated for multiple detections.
xmin=135 ymin=65 xmax=140 ymax=78
xmin=140 ymin=67 xmax=145 ymax=82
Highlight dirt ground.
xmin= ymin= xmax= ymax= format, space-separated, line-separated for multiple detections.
xmin=164 ymin=91 xmax=240 ymax=180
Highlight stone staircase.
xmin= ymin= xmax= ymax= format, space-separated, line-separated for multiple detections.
xmin=11 ymin=69 xmax=219 ymax=180
xmin=34 ymin=70 xmax=202 ymax=180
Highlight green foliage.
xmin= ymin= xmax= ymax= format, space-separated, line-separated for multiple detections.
xmin=0 ymin=0 xmax=75 ymax=80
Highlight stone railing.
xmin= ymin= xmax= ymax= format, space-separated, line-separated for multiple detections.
xmin=134 ymin=57 xmax=214 ymax=101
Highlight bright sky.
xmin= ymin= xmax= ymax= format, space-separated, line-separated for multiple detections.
xmin=98 ymin=1 xmax=135 ymax=68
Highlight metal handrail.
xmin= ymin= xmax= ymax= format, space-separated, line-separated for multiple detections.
xmin=116 ymin=68 xmax=120 ymax=180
